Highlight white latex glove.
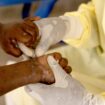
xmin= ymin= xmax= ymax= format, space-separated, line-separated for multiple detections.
xmin=25 ymin=56 xmax=105 ymax=105
xmin=18 ymin=16 xmax=83 ymax=57
xmin=34 ymin=16 xmax=83 ymax=56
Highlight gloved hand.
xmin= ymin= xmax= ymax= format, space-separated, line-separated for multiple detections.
xmin=18 ymin=42 xmax=105 ymax=105
xmin=34 ymin=17 xmax=68 ymax=56
xmin=34 ymin=16 xmax=83 ymax=56
xmin=26 ymin=56 xmax=105 ymax=105
xmin=18 ymin=17 xmax=68 ymax=57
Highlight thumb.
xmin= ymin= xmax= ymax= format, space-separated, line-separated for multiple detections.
xmin=18 ymin=42 xmax=34 ymax=57
xmin=47 ymin=56 xmax=68 ymax=88
xmin=35 ymin=39 xmax=52 ymax=57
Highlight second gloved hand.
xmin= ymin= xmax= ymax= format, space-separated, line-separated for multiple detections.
xmin=26 ymin=56 xmax=105 ymax=105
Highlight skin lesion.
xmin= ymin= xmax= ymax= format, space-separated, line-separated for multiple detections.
xmin=36 ymin=52 xmax=72 ymax=84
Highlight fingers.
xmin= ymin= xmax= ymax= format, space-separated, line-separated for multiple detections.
xmin=59 ymin=58 xmax=68 ymax=68
xmin=23 ymin=16 xmax=40 ymax=29
xmin=21 ymin=17 xmax=39 ymax=48
xmin=14 ymin=25 xmax=32 ymax=44
xmin=53 ymin=52 xmax=62 ymax=61
xmin=64 ymin=66 xmax=72 ymax=74
xmin=5 ymin=25 xmax=33 ymax=57
xmin=1 ymin=17 xmax=40 ymax=57
xmin=20 ymin=23 xmax=38 ymax=46
xmin=2 ymin=39 xmax=22 ymax=57
xmin=18 ymin=42 xmax=34 ymax=57
xmin=51 ymin=52 xmax=72 ymax=74
xmin=59 ymin=58 xmax=71 ymax=74
xmin=15 ymin=16 xmax=39 ymax=46
xmin=16 ymin=32 xmax=32 ymax=44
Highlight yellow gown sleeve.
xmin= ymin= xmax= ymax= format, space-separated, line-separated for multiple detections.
xmin=63 ymin=2 xmax=99 ymax=49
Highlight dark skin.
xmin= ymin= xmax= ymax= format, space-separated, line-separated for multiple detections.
xmin=0 ymin=17 xmax=40 ymax=57
xmin=0 ymin=52 xmax=72 ymax=96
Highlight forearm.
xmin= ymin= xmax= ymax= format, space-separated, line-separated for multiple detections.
xmin=0 ymin=59 xmax=41 ymax=96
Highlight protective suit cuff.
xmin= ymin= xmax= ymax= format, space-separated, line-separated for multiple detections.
xmin=63 ymin=12 xmax=91 ymax=47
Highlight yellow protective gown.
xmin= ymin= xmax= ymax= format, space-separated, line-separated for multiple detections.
xmin=62 ymin=0 xmax=105 ymax=95
xmin=3 ymin=0 xmax=105 ymax=105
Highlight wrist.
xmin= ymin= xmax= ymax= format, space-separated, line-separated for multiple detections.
xmin=26 ymin=58 xmax=42 ymax=84
xmin=61 ymin=15 xmax=83 ymax=40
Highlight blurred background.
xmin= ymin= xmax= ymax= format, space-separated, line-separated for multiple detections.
xmin=0 ymin=0 xmax=89 ymax=23
xmin=0 ymin=0 xmax=89 ymax=105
